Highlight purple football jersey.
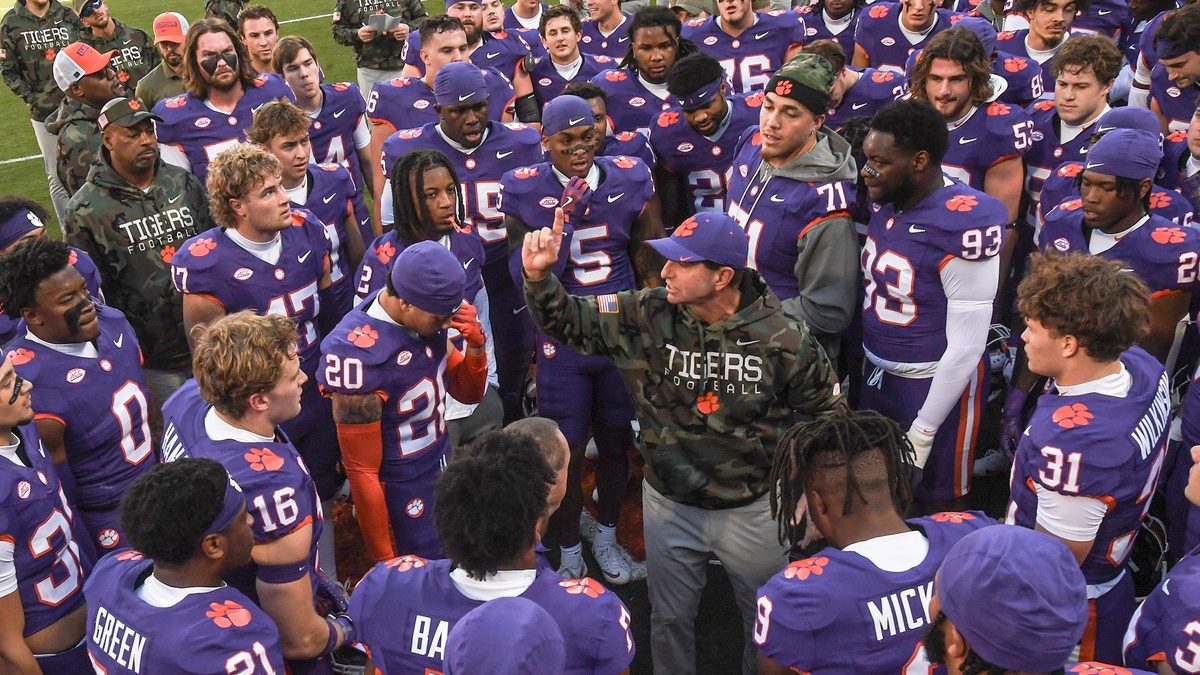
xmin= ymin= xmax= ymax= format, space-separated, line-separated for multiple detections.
xmin=1124 ymin=548 xmax=1200 ymax=673
xmin=380 ymin=120 xmax=543 ymax=264
xmin=1150 ymin=65 xmax=1200 ymax=133
xmin=1039 ymin=162 xmax=1194 ymax=228
xmin=1135 ymin=10 xmax=1170 ymax=76
xmin=754 ymin=512 xmax=993 ymax=673
xmin=1006 ymin=347 xmax=1169 ymax=584
xmin=161 ymin=381 xmax=324 ymax=596
xmin=505 ymin=3 xmax=549 ymax=31
xmin=307 ymin=81 xmax=368 ymax=184
xmin=498 ymin=155 xmax=654 ymax=295
xmin=367 ymin=71 xmax=516 ymax=135
xmin=862 ymin=181 xmax=1009 ymax=364
xmin=354 ymin=229 xmax=484 ymax=306
xmin=1022 ymin=98 xmax=1098 ymax=225
xmin=1069 ymin=0 xmax=1127 ymax=37
xmin=590 ymin=67 xmax=675 ymax=136
xmin=348 ymin=556 xmax=634 ymax=674
xmin=942 ymin=101 xmax=1032 ymax=191
xmin=992 ymin=51 xmax=1048 ymax=106
xmin=319 ymin=299 xmax=453 ymax=477
xmin=297 ymin=162 xmax=372 ymax=317
xmin=529 ymin=52 xmax=614 ymax=107
xmin=580 ymin=13 xmax=634 ymax=59
xmin=726 ymin=127 xmax=858 ymax=302
xmin=1161 ymin=130 xmax=1200 ymax=214
xmin=824 ymin=68 xmax=904 ymax=132
xmin=648 ymin=92 xmax=762 ymax=212
xmin=84 ymin=551 xmax=284 ymax=674
xmin=152 ymin=73 xmax=296 ymax=187
xmin=403 ymin=29 xmax=533 ymax=82
xmin=602 ymin=129 xmax=656 ymax=169
xmin=9 ymin=306 xmax=156 ymax=508
xmin=1039 ymin=206 xmax=1200 ymax=297
xmin=794 ymin=5 xmax=859 ymax=60
xmin=853 ymin=3 xmax=956 ymax=73
xmin=682 ymin=10 xmax=807 ymax=93
xmin=0 ymin=421 xmax=89 ymax=637
xmin=0 ymin=246 xmax=103 ymax=347
xmin=170 ymin=212 xmax=331 ymax=371
xmin=994 ymin=30 xmax=1058 ymax=97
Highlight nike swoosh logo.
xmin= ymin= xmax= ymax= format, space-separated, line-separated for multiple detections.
xmin=604 ymin=570 xmax=622 ymax=579
xmin=1164 ymin=579 xmax=1171 ymax=595
xmin=114 ymin=334 xmax=124 ymax=348
xmin=1098 ymin=8 xmax=1111 ymax=14
xmin=769 ymin=195 xmax=785 ymax=202
xmin=323 ymin=194 xmax=336 ymax=204
xmin=754 ymin=31 xmax=770 ymax=39
xmin=851 ymin=102 xmax=868 ymax=110
xmin=569 ymin=117 xmax=587 ymax=125
xmin=486 ymin=52 xmax=501 ymax=58
xmin=618 ymin=36 xmax=629 ymax=42
xmin=513 ymin=305 xmax=527 ymax=315
xmin=168 ymin=195 xmax=182 ymax=204
xmin=909 ymin=225 xmax=925 ymax=233
xmin=463 ymin=258 xmax=474 ymax=269
xmin=736 ymin=337 xmax=759 ymax=345
xmin=607 ymin=193 xmax=624 ymax=203
xmin=298 ymin=251 xmax=312 ymax=263
xmin=122 ymin=39 xmax=132 ymax=46
xmin=458 ymin=92 xmax=474 ymax=102
xmin=1096 ymin=126 xmax=1115 ymax=133
xmin=958 ymin=137 xmax=978 ymax=144
xmin=333 ymin=109 xmax=346 ymax=118
xmin=251 ymin=103 xmax=265 ymax=114
xmin=496 ymin=150 xmax=514 ymax=159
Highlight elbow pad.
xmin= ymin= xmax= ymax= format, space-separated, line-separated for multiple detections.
xmin=515 ymin=93 xmax=541 ymax=123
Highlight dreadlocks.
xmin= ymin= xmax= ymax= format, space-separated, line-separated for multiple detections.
xmin=769 ymin=410 xmax=914 ymax=546
xmin=388 ymin=149 xmax=465 ymax=244
xmin=617 ymin=6 xmax=700 ymax=72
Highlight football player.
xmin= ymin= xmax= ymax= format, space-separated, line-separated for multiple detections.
xmin=84 ymin=459 xmax=286 ymax=674
xmin=681 ymin=0 xmax=807 ymax=94
xmin=506 ymin=0 xmax=548 ymax=31
xmin=0 ymin=348 xmax=90 ymax=673
xmin=1159 ymin=100 xmax=1200 ymax=214
xmin=649 ymin=52 xmax=762 ymax=227
xmin=348 ymin=429 xmax=634 ymax=673
xmin=530 ymin=5 xmax=614 ymax=107
xmin=152 ymin=18 xmax=294 ymax=187
xmin=442 ymin=597 xmax=566 ymax=673
xmin=501 ymin=95 xmax=664 ymax=583
xmin=850 ymin=0 xmax=956 ymax=73
xmin=482 ymin=0 xmax=546 ymax=60
xmin=793 ymin=0 xmax=860 ymax=60
xmin=755 ymin=410 xmax=993 ymax=674
xmin=802 ymin=39 xmax=903 ymax=133
xmin=582 ymin=0 xmax=633 ymax=58
xmin=0 ymin=237 xmax=155 ymax=555
xmin=322 ymin=242 xmax=488 ymax=561
xmin=994 ymin=0 xmax=1088 ymax=97
xmin=726 ymin=54 xmax=859 ymax=363
xmin=1149 ymin=4 xmax=1200 ymax=133
xmin=564 ymin=81 xmax=657 ymax=170
xmin=1006 ymin=252 xmax=1167 ymax=663
xmin=858 ymin=100 xmax=1008 ymax=510
xmin=237 ymin=5 xmax=279 ymax=75
xmin=161 ymin=312 xmax=355 ymax=668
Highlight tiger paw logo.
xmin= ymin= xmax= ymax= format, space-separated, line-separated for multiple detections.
xmin=675 ymin=217 xmax=699 ymax=237
xmin=871 ymin=70 xmax=895 ymax=83
xmin=745 ymin=91 xmax=765 ymax=107
xmin=1059 ymin=198 xmax=1082 ymax=212
xmin=1070 ymin=664 xmax=1131 ymax=675
xmin=1151 ymin=226 xmax=1186 ymax=244
xmin=206 ymin=601 xmax=252 ymax=629
xmin=1052 ymin=402 xmax=1092 ymax=429
xmin=164 ymin=95 xmax=186 ymax=109
xmin=612 ymin=156 xmax=637 ymax=169
xmin=616 ymin=131 xmax=638 ymax=141
xmin=997 ymin=30 xmax=1015 ymax=39
xmin=7 ymin=348 xmax=34 ymax=366
xmin=930 ymin=512 xmax=975 ymax=523
xmin=1149 ymin=192 xmax=1174 ymax=210
xmin=68 ymin=249 xmax=78 ymax=265
xmin=115 ymin=550 xmax=144 ymax=561
xmin=1168 ymin=129 xmax=1188 ymax=143
xmin=97 ymin=528 xmax=120 ymax=549
xmin=349 ymin=324 xmax=380 ymax=349
xmin=376 ymin=241 xmax=397 ymax=265
xmin=986 ymin=102 xmax=1010 ymax=116
xmin=560 ymin=578 xmax=606 ymax=598
xmin=118 ymin=70 xmax=130 ymax=83
xmin=773 ymin=80 xmax=793 ymax=96
xmin=696 ymin=391 xmax=720 ymax=415
xmin=290 ymin=211 xmax=307 ymax=227
xmin=44 ymin=48 xmax=56 ymax=60
xmin=605 ymin=70 xmax=628 ymax=82
xmin=868 ymin=4 xmax=889 ymax=17
xmin=406 ymin=498 xmax=424 ymax=518
xmin=1034 ymin=99 xmax=1055 ymax=112
xmin=245 ymin=447 xmax=285 ymax=472
xmin=658 ymin=111 xmax=679 ymax=127
xmin=188 ymin=237 xmax=217 ymax=257
xmin=332 ymin=82 xmax=351 ymax=91
xmin=160 ymin=245 xmax=176 ymax=264
xmin=1056 ymin=163 xmax=1082 ymax=178
xmin=783 ymin=556 xmax=828 ymax=581
xmin=514 ymin=167 xmax=539 ymax=180
xmin=1003 ymin=57 xmax=1028 ymax=72
xmin=398 ymin=128 xmax=423 ymax=140
xmin=386 ymin=555 xmax=427 ymax=572
xmin=945 ymin=195 xmax=978 ymax=212
xmin=542 ymin=341 xmax=557 ymax=358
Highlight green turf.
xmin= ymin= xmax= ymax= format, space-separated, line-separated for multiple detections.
xmin=0 ymin=0 xmax=415 ymax=234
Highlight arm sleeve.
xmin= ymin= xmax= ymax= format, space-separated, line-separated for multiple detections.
xmin=336 ymin=420 xmax=395 ymax=562
xmin=159 ymin=144 xmax=191 ymax=171
xmin=779 ymin=215 xmax=859 ymax=337
xmin=353 ymin=115 xmax=371 ymax=149
xmin=0 ymin=538 xmax=15 ymax=598
xmin=446 ymin=345 xmax=487 ymax=404
xmin=912 ymin=255 xmax=997 ymax=431
xmin=1034 ymin=484 xmax=1108 ymax=541
xmin=473 ymin=286 xmax=499 ymax=388
xmin=1133 ymin=54 xmax=1153 ymax=89
xmin=380 ymin=177 xmax=394 ymax=226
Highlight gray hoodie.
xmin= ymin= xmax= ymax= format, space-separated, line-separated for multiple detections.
xmin=755 ymin=127 xmax=860 ymax=364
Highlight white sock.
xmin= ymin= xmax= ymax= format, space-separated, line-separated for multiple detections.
xmin=561 ymin=543 xmax=582 ymax=561
xmin=595 ymin=524 xmax=617 ymax=546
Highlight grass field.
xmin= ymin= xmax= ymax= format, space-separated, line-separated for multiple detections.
xmin=0 ymin=0 xmax=426 ymax=232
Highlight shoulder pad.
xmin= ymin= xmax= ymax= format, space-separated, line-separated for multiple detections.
xmin=326 ymin=318 xmax=394 ymax=367
xmin=742 ymin=90 xmax=765 ymax=107
xmin=999 ymin=54 xmax=1032 ymax=74
xmin=253 ymin=73 xmax=270 ymax=87
xmin=655 ymin=110 xmax=682 ymax=129
xmin=501 ymin=166 xmax=544 ymax=195
xmin=984 ymin=101 xmax=1030 ymax=135
xmin=932 ymin=188 xmax=1009 ymax=230
xmin=174 ymin=232 xmax=223 ymax=271
xmin=866 ymin=3 xmax=891 ymax=19
xmin=1144 ymin=220 xmax=1200 ymax=260
xmin=1044 ymin=197 xmax=1084 ymax=223
xmin=7 ymin=345 xmax=43 ymax=380
xmin=332 ymin=81 xmax=354 ymax=92
xmin=1055 ymin=162 xmax=1083 ymax=179
xmin=599 ymin=69 xmax=629 ymax=83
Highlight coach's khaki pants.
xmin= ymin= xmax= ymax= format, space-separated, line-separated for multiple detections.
xmin=643 ymin=481 xmax=788 ymax=675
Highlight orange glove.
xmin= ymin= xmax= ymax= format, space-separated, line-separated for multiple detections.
xmin=450 ymin=301 xmax=486 ymax=349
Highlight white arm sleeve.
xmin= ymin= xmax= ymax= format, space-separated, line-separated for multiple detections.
xmin=1134 ymin=54 xmax=1154 ymax=89
xmin=1034 ymin=484 xmax=1109 ymax=541
xmin=381 ymin=177 xmax=394 ymax=226
xmin=0 ymin=538 xmax=15 ymax=598
xmin=353 ymin=115 xmax=372 ymax=149
xmin=472 ymin=285 xmax=500 ymax=388
xmin=912 ymin=255 xmax=997 ymax=431
xmin=158 ymin=143 xmax=191 ymax=171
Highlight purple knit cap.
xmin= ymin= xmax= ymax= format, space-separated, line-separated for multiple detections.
xmin=389 ymin=241 xmax=466 ymax=316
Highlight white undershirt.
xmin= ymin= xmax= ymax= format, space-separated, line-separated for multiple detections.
xmin=898 ymin=15 xmax=938 ymax=46
xmin=1187 ymin=155 xmax=1200 ymax=178
xmin=946 ymin=105 xmax=978 ymax=132
xmin=285 ymin=174 xmax=310 ymax=205
xmin=1060 ymin=104 xmax=1109 ymax=145
xmin=843 ymin=530 xmax=929 ymax=572
xmin=135 ymin=573 xmax=226 ymax=607
xmin=551 ymin=162 xmax=600 ymax=191
xmin=512 ymin=7 xmax=542 ymax=30
xmin=1034 ymin=364 xmax=1131 ymax=542
xmin=1089 ymin=214 xmax=1149 ymax=255
xmin=448 ymin=567 xmax=536 ymax=600
xmin=24 ymin=330 xmax=98 ymax=359
xmin=224 ymin=228 xmax=283 ymax=266
xmin=1025 ymin=33 xmax=1068 ymax=65
xmin=367 ymin=297 xmax=403 ymax=326
xmin=204 ymin=407 xmax=276 ymax=444
xmin=823 ymin=8 xmax=854 ymax=35
xmin=553 ymin=54 xmax=584 ymax=81
xmin=636 ymin=74 xmax=671 ymax=101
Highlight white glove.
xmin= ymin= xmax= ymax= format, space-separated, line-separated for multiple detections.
xmin=905 ymin=423 xmax=937 ymax=470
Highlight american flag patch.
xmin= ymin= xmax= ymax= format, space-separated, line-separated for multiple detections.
xmin=597 ymin=294 xmax=619 ymax=314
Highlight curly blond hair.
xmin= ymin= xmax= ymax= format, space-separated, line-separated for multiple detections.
xmin=206 ymin=144 xmax=282 ymax=228
xmin=193 ymin=311 xmax=298 ymax=418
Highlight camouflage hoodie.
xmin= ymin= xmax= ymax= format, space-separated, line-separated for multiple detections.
xmin=525 ymin=269 xmax=845 ymax=509
xmin=45 ymin=95 xmax=100 ymax=195
xmin=0 ymin=0 xmax=83 ymax=122
xmin=332 ymin=0 xmax=429 ymax=70
xmin=62 ymin=148 xmax=210 ymax=370
xmin=80 ymin=19 xmax=158 ymax=92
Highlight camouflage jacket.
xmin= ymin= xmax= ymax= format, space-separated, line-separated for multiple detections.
xmin=45 ymin=95 xmax=100 ymax=196
xmin=204 ymin=0 xmax=245 ymax=28
xmin=0 ymin=0 xmax=84 ymax=122
xmin=80 ymin=20 xmax=158 ymax=92
xmin=332 ymin=0 xmax=429 ymax=70
xmin=133 ymin=60 xmax=185 ymax=110
xmin=525 ymin=270 xmax=846 ymax=509
xmin=63 ymin=149 xmax=211 ymax=370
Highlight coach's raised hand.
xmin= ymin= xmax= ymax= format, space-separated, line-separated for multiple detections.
xmin=522 ymin=206 xmax=565 ymax=282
